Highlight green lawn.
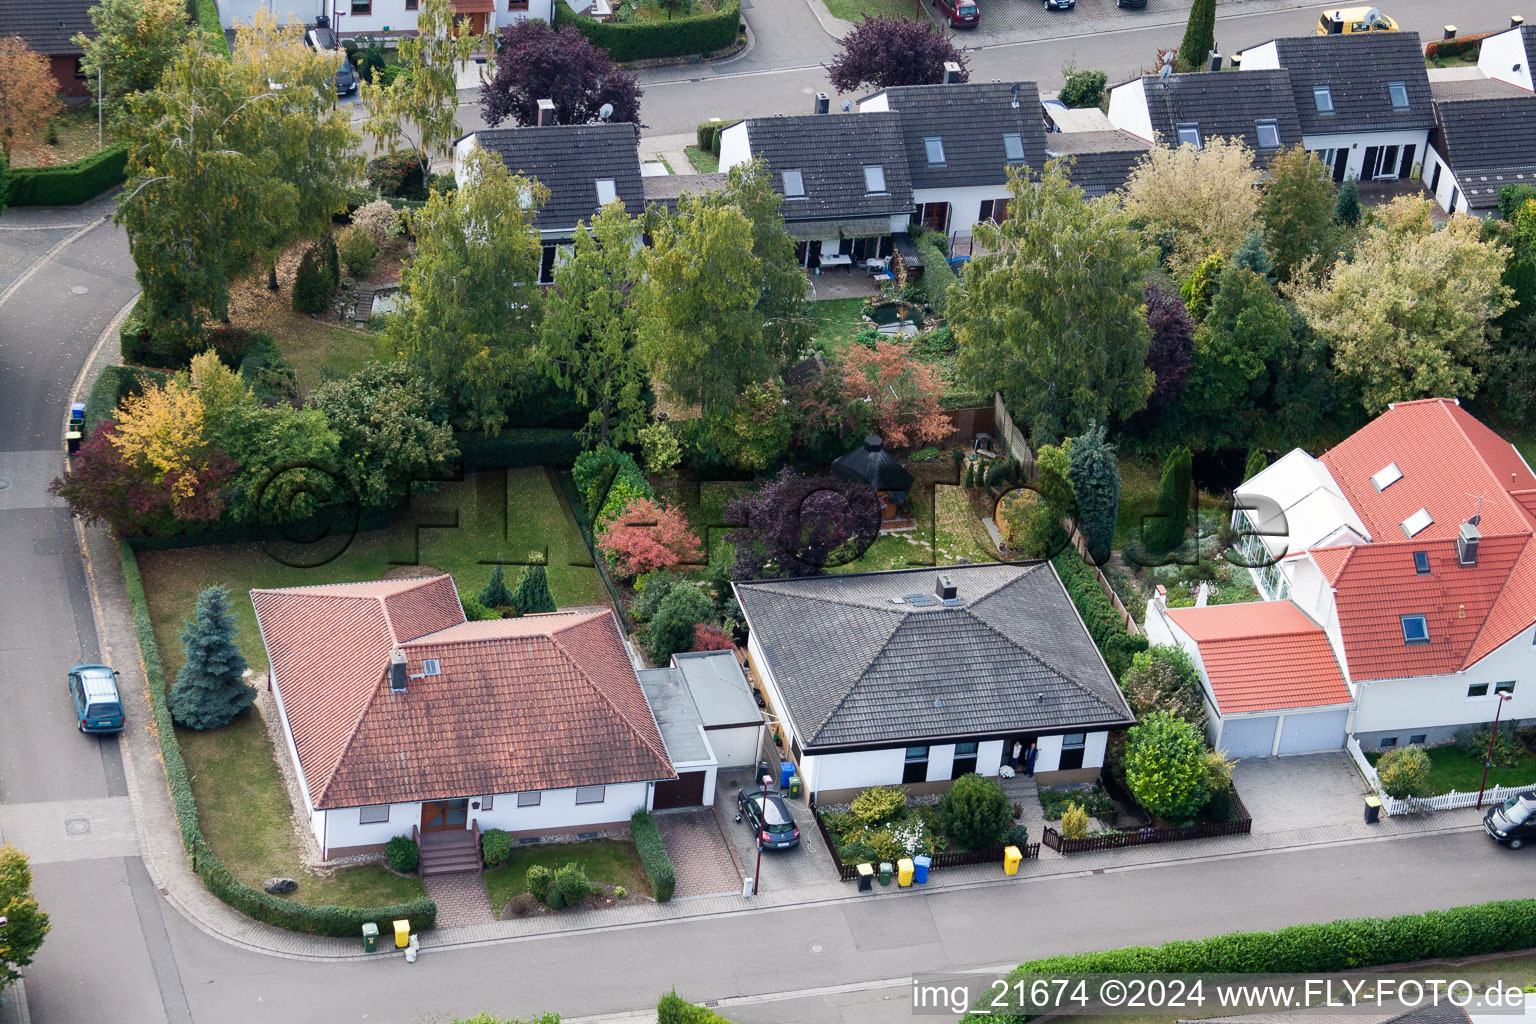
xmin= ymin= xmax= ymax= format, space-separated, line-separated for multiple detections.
xmin=809 ymin=298 xmax=869 ymax=358
xmin=278 ymin=323 xmax=390 ymax=397
xmin=484 ymin=840 xmax=648 ymax=918
xmin=1114 ymin=457 xmax=1163 ymax=550
xmin=685 ymin=146 xmax=719 ymax=173
xmin=823 ymin=0 xmax=921 ymax=20
xmin=1368 ymin=742 xmax=1536 ymax=796
xmin=137 ymin=467 xmax=603 ymax=907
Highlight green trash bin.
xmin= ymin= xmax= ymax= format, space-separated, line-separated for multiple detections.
xmin=362 ymin=922 xmax=379 ymax=953
xmin=788 ymin=775 xmax=802 ymax=799
xmin=879 ymin=861 xmax=893 ymax=886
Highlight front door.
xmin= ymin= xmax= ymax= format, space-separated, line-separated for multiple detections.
xmin=420 ymin=798 xmax=469 ymax=832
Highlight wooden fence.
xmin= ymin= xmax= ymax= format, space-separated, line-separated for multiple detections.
xmin=1061 ymin=519 xmax=1142 ymax=636
xmin=1346 ymin=735 xmax=1536 ymax=815
xmin=991 ymin=392 xmax=1035 ymax=476
xmin=810 ymin=798 xmax=1039 ymax=882
xmin=1041 ymin=787 xmax=1251 ymax=854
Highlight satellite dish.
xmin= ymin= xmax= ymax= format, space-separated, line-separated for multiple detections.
xmin=841 ymin=99 xmax=852 ymax=112
xmin=599 ymin=103 xmax=614 ymax=121
xmin=1158 ymin=61 xmax=1172 ymax=81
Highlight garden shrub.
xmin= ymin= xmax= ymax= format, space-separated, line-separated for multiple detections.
xmin=547 ymin=862 xmax=590 ymax=909
xmin=352 ymin=198 xmax=402 ymax=245
xmin=644 ymin=584 xmax=713 ymax=666
xmin=695 ymin=122 xmax=718 ymax=152
xmin=122 ymin=541 xmax=435 ymax=936
xmin=573 ymin=445 xmax=652 ymax=524
xmin=1423 ymin=31 xmax=1491 ymax=61
xmin=557 ymin=0 xmax=740 ymax=62
xmin=1123 ymin=711 xmax=1212 ymax=823
xmin=84 ymin=364 xmax=168 ymax=437
xmin=1058 ymin=65 xmax=1107 ymax=109
xmin=639 ymin=421 xmax=683 ymax=474
xmin=632 ymin=572 xmax=683 ymax=623
xmin=1005 ymin=824 xmax=1030 ymax=849
xmin=292 ymin=245 xmax=331 ymax=314
xmin=385 ymin=835 xmax=419 ymax=874
xmin=461 ymin=594 xmax=501 ymax=621
xmin=481 ymin=828 xmax=511 ymax=868
xmin=511 ymin=565 xmax=556 ymax=615
xmin=1377 ymin=745 xmax=1433 ymax=799
xmin=526 ymin=864 xmax=554 ymax=903
xmin=965 ymin=899 xmax=1536 ymax=1023
xmin=1060 ymin=802 xmax=1089 ymax=839
xmin=916 ymin=239 xmax=957 ymax=315
xmin=1039 ymin=785 xmax=1113 ymax=821
xmin=658 ymin=991 xmax=735 ymax=1024
xmin=938 ymin=773 xmax=1012 ymax=850
xmin=1500 ymin=184 xmax=1536 ymax=223
xmin=1458 ymin=725 xmax=1522 ymax=769
xmin=1052 ymin=551 xmax=1147 ymax=678
xmin=366 ymin=150 xmax=428 ymax=200
xmin=850 ymin=785 xmax=908 ymax=826
xmin=631 ymin=809 xmax=676 ymax=903
xmin=337 ymin=225 xmax=380 ymax=277
xmin=6 ymin=142 xmax=129 ymax=207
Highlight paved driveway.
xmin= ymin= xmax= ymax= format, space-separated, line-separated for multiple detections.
xmin=714 ymin=769 xmax=843 ymax=895
xmin=1233 ymin=751 xmax=1372 ymax=835
xmin=656 ymin=807 xmax=744 ymax=899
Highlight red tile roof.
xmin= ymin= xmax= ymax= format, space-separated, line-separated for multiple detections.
xmin=252 ymin=576 xmax=673 ymax=809
xmin=1319 ymin=398 xmax=1536 ymax=542
xmin=1165 ymin=602 xmax=1352 ymax=714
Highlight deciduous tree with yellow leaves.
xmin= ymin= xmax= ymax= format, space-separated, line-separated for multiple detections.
xmin=0 ymin=37 xmax=62 ymax=164
xmin=1122 ymin=135 xmax=1261 ymax=279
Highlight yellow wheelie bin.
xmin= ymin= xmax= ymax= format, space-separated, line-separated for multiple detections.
xmin=1003 ymin=845 xmax=1022 ymax=875
xmin=897 ymin=858 xmax=914 ymax=887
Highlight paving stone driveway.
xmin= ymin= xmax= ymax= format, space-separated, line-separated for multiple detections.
xmin=713 ymin=769 xmax=843 ymax=895
xmin=655 ymin=808 xmax=743 ymax=899
xmin=1233 ymin=752 xmax=1372 ymax=834
xmin=423 ymin=870 xmax=496 ymax=926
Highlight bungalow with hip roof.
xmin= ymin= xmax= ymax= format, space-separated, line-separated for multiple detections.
xmin=250 ymin=575 xmax=676 ymax=872
xmin=734 ymin=563 xmax=1135 ymax=802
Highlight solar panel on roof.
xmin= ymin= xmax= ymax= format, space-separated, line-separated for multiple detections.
xmin=904 ymin=593 xmax=937 ymax=607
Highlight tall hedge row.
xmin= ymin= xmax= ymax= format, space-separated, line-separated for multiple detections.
xmin=965 ymin=898 xmax=1536 ymax=1023
xmin=189 ymin=0 xmax=232 ymax=56
xmin=459 ymin=428 xmax=582 ymax=472
xmin=7 ymin=143 xmax=129 ymax=207
xmin=916 ymin=239 xmax=957 ymax=316
xmin=631 ymin=809 xmax=676 ymax=903
xmin=1052 ymin=550 xmax=1147 ymax=679
xmin=556 ymin=0 xmax=741 ymax=63
xmin=120 ymin=541 xmax=437 ymax=936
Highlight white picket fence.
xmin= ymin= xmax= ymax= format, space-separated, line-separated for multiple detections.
xmin=1346 ymin=735 xmax=1536 ymax=815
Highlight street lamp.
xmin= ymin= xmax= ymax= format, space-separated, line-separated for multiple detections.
xmin=752 ymin=773 xmax=770 ymax=896
xmin=1476 ymin=691 xmax=1515 ymax=809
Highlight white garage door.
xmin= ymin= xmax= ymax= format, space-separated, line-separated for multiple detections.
xmin=1276 ymin=709 xmax=1349 ymax=754
xmin=1218 ymin=715 xmax=1279 ymax=758
xmin=705 ymin=726 xmax=761 ymax=769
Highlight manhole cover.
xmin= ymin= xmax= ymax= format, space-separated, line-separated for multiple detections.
xmin=64 ymin=817 xmax=91 ymax=836
xmin=0 ymin=478 xmax=9 ymax=489
xmin=810 ymin=942 xmax=824 ymax=955
xmin=71 ymin=285 xmax=89 ymax=295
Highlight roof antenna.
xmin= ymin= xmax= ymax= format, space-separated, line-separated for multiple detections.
xmin=1010 ymin=83 xmax=1020 ymax=108
xmin=1158 ymin=50 xmax=1175 ymax=83
xmin=1465 ymin=491 xmax=1486 ymax=527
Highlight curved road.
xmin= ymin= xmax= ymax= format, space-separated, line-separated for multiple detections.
xmin=4 ymin=6 xmax=1536 ymax=1015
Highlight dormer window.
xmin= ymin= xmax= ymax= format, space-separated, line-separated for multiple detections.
xmin=1413 ymin=550 xmax=1430 ymax=575
xmin=1313 ymin=85 xmax=1334 ymax=113
xmin=1255 ymin=119 xmax=1281 ymax=149
xmin=1388 ymin=81 xmax=1409 ymax=110
xmin=782 ymin=168 xmax=805 ymax=197
xmin=864 ymin=165 xmax=887 ymax=194
xmin=1003 ymin=132 xmax=1025 ymax=161
xmin=1401 ymin=507 xmax=1433 ymax=538
xmin=595 ymin=178 xmax=617 ymax=205
xmin=1401 ymin=614 xmax=1429 ymax=644
xmin=1176 ymin=123 xmax=1201 ymax=148
xmin=1370 ymin=462 xmax=1402 ymax=491
xmin=924 ymin=137 xmax=946 ymax=166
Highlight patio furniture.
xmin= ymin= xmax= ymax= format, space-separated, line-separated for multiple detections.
xmin=873 ymin=272 xmax=893 ymax=283
xmin=819 ymin=253 xmax=853 ymax=269
xmin=864 ymin=256 xmax=890 ymax=276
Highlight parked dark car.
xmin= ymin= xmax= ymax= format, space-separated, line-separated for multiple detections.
xmin=1044 ymin=0 xmax=1075 ymax=10
xmin=932 ymin=0 xmax=980 ymax=28
xmin=68 ymin=663 xmax=124 ymax=734
xmin=1484 ymin=793 xmax=1536 ymax=848
xmin=304 ymin=26 xmax=358 ymax=95
xmin=738 ymin=788 xmax=801 ymax=849
xmin=1117 ymin=0 xmax=1147 ymax=8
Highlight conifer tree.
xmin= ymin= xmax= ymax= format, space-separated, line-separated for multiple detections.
xmin=511 ymin=565 xmax=556 ymax=615
xmin=477 ymin=564 xmax=514 ymax=609
xmin=169 ymin=586 xmax=254 ymax=730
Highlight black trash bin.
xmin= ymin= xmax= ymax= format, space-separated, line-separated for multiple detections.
xmin=1364 ymin=795 xmax=1382 ymax=824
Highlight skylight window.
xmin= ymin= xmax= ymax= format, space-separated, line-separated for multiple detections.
xmin=782 ymin=169 xmax=805 ymax=197
xmin=1313 ymin=85 xmax=1334 ymax=113
xmin=1176 ymin=123 xmax=1201 ymax=148
xmin=422 ymin=658 xmax=441 ymax=676
xmin=924 ymin=136 xmax=946 ymax=166
xmin=1401 ymin=507 xmax=1433 ymax=538
xmin=595 ymin=178 xmax=617 ymax=205
xmin=1255 ymin=119 xmax=1281 ymax=149
xmin=1388 ymin=81 xmax=1409 ymax=110
xmin=864 ymin=165 xmax=887 ymax=194
xmin=1401 ymin=614 xmax=1429 ymax=644
xmin=1370 ymin=462 xmax=1402 ymax=491
xmin=1413 ymin=551 xmax=1430 ymax=575
xmin=1003 ymin=132 xmax=1025 ymax=161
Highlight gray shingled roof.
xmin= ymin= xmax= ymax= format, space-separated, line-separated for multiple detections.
xmin=742 ymin=112 xmax=913 ymax=223
xmin=1432 ymin=94 xmax=1536 ymax=209
xmin=0 ymin=0 xmax=94 ymax=56
xmin=735 ymin=563 xmax=1133 ymax=749
xmin=1429 ymin=77 xmax=1529 ymax=102
xmin=641 ymin=172 xmax=728 ymax=213
xmin=1047 ymin=131 xmax=1150 ymax=197
xmin=874 ymin=82 xmax=1049 ymax=190
xmin=469 ymin=123 xmax=644 ymax=234
xmin=1140 ymin=69 xmax=1303 ymax=160
xmin=1271 ymin=33 xmax=1433 ymax=135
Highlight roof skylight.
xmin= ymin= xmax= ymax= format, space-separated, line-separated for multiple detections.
xmin=595 ymin=178 xmax=617 ymax=205
xmin=1401 ymin=508 xmax=1433 ymax=537
xmin=1371 ymin=462 xmax=1403 ymax=491
xmin=782 ymin=168 xmax=805 ymax=197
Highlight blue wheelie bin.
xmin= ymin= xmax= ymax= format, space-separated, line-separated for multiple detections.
xmin=912 ymin=855 xmax=932 ymax=884
xmin=779 ymin=761 xmax=795 ymax=789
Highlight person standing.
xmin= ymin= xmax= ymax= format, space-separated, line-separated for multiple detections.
xmin=1024 ymin=741 xmax=1038 ymax=778
xmin=1010 ymin=739 xmax=1023 ymax=769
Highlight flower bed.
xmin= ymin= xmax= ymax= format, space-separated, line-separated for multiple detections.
xmin=1041 ymin=784 xmax=1251 ymax=854
xmin=811 ymin=788 xmax=1040 ymax=882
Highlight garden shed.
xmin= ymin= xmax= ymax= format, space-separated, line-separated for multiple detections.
xmin=832 ymin=435 xmax=916 ymax=529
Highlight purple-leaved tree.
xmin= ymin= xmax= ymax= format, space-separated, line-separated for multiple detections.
xmin=726 ymin=468 xmax=882 ymax=580
xmin=1143 ymin=283 xmax=1195 ymax=411
xmin=481 ymin=21 xmax=642 ymax=128
xmin=825 ymin=16 xmax=970 ymax=93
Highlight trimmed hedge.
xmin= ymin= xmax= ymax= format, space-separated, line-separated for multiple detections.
xmin=965 ymin=898 xmax=1536 ymax=1023
xmin=458 ymin=428 xmax=582 ymax=472
xmin=556 ymin=0 xmax=741 ymax=63
xmin=631 ymin=809 xmax=676 ymax=903
xmin=1424 ymin=31 xmax=1491 ymax=61
xmin=7 ymin=143 xmax=129 ymax=207
xmin=1052 ymin=550 xmax=1147 ymax=679
xmin=119 ymin=541 xmax=437 ymax=936
xmin=658 ymin=992 xmax=734 ymax=1023
xmin=916 ymin=239 xmax=957 ymax=317
xmin=84 ymin=364 xmax=169 ymax=437
xmin=189 ymin=0 xmax=231 ymax=56
xmin=481 ymin=827 xmax=511 ymax=868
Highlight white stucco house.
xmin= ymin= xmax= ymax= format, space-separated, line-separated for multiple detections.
xmin=251 ymin=576 xmax=678 ymax=872
xmin=1169 ymin=398 xmax=1536 ymax=754
xmin=734 ymin=564 xmax=1136 ymax=802
xmin=218 ymin=0 xmax=554 ymax=38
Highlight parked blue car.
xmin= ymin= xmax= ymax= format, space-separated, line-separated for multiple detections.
xmin=68 ymin=663 xmax=124 ymax=734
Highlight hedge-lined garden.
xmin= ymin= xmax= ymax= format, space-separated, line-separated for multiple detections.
xmin=964 ymin=898 xmax=1536 ymax=1022
xmin=6 ymin=143 xmax=129 ymax=207
xmin=120 ymin=540 xmax=437 ymax=936
xmin=188 ymin=0 xmax=231 ymax=56
xmin=631 ymin=809 xmax=677 ymax=903
xmin=1051 ymin=550 xmax=1147 ymax=679
xmin=556 ymin=0 xmax=741 ymax=62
